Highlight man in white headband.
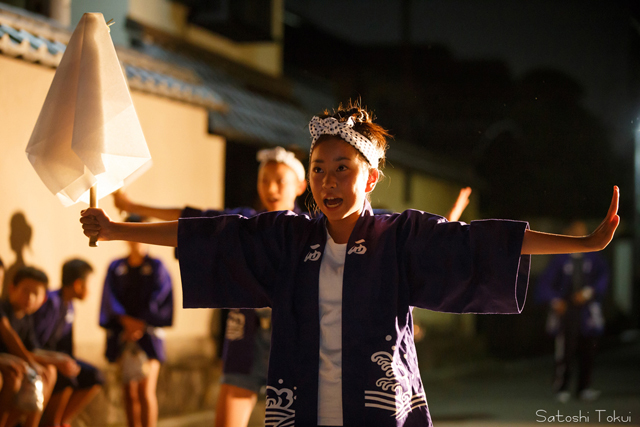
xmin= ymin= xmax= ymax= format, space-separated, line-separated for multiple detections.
xmin=113 ymin=146 xmax=307 ymax=218
xmin=256 ymin=146 xmax=307 ymax=212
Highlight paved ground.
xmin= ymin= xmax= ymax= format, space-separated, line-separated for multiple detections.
xmin=158 ymin=339 xmax=640 ymax=427
xmin=425 ymin=340 xmax=640 ymax=426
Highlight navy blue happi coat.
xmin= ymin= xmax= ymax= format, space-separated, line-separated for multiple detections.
xmin=100 ymin=256 xmax=174 ymax=362
xmin=33 ymin=289 xmax=74 ymax=354
xmin=178 ymin=201 xmax=530 ymax=427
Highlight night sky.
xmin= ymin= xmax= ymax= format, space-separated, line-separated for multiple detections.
xmin=286 ymin=0 xmax=635 ymax=156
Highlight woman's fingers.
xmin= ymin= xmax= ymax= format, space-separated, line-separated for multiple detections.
xmin=606 ymin=186 xmax=620 ymax=221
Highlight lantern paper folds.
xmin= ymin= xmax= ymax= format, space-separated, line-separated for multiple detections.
xmin=26 ymin=12 xmax=151 ymax=207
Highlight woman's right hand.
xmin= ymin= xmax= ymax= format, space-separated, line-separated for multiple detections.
xmin=80 ymin=208 xmax=113 ymax=241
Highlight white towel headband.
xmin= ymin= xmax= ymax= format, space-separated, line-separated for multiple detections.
xmin=256 ymin=146 xmax=306 ymax=182
xmin=308 ymin=116 xmax=380 ymax=168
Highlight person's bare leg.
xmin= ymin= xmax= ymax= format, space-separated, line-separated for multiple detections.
xmin=138 ymin=360 xmax=160 ymax=427
xmin=3 ymin=411 xmax=22 ymax=427
xmin=61 ymin=385 xmax=101 ymax=424
xmin=124 ymin=381 xmax=142 ymax=427
xmin=0 ymin=375 xmax=4 ymax=427
xmin=23 ymin=364 xmax=57 ymax=427
xmin=214 ymin=383 xmax=258 ymax=427
xmin=40 ymin=387 xmax=73 ymax=426
xmin=0 ymin=369 xmax=22 ymax=427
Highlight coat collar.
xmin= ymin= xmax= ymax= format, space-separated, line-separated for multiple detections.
xmin=313 ymin=199 xmax=374 ymax=222
xmin=313 ymin=199 xmax=374 ymax=249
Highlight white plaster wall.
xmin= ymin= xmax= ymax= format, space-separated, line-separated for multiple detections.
xmin=0 ymin=54 xmax=225 ymax=366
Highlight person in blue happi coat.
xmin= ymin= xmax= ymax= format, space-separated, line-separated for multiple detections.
xmin=536 ymin=220 xmax=610 ymax=403
xmin=33 ymin=258 xmax=104 ymax=427
xmin=112 ymin=145 xmax=471 ymax=427
xmin=82 ymin=101 xmax=620 ymax=427
xmin=100 ymin=215 xmax=173 ymax=427
xmin=0 ymin=266 xmax=74 ymax=427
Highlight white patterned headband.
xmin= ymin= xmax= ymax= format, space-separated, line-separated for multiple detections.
xmin=309 ymin=116 xmax=380 ymax=168
xmin=256 ymin=146 xmax=306 ymax=182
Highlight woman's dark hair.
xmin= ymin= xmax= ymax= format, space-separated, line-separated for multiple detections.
xmin=13 ymin=266 xmax=48 ymax=288
xmin=62 ymin=259 xmax=93 ymax=287
xmin=317 ymin=100 xmax=391 ymax=169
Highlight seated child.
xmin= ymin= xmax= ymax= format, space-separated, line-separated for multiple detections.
xmin=0 ymin=266 xmax=59 ymax=427
xmin=0 ymin=256 xmax=35 ymax=427
xmin=33 ymin=259 xmax=104 ymax=427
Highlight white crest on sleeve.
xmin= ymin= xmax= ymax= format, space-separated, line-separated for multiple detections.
xmin=348 ymin=239 xmax=367 ymax=255
xmin=304 ymin=244 xmax=322 ymax=262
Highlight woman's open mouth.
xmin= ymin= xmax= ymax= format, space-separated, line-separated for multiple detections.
xmin=324 ymin=197 xmax=343 ymax=209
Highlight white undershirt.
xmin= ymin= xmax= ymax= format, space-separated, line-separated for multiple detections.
xmin=317 ymin=232 xmax=347 ymax=425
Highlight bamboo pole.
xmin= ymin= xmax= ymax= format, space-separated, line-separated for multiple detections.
xmin=89 ymin=183 xmax=98 ymax=247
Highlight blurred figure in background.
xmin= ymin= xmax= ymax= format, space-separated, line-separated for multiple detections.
xmin=33 ymin=258 xmax=104 ymax=427
xmin=447 ymin=187 xmax=472 ymax=223
xmin=113 ymin=146 xmax=307 ymax=427
xmin=100 ymin=215 xmax=174 ymax=427
xmin=536 ymin=220 xmax=610 ymax=403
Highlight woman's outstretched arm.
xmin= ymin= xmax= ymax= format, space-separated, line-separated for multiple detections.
xmin=521 ymin=186 xmax=620 ymax=255
xmin=80 ymin=208 xmax=178 ymax=247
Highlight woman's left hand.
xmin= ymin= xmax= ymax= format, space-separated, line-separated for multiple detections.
xmin=584 ymin=186 xmax=620 ymax=251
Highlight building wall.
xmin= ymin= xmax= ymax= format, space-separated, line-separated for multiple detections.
xmin=0 ymin=54 xmax=225 ymax=366
xmin=128 ymin=0 xmax=284 ymax=77
xmin=371 ymin=167 xmax=478 ymax=222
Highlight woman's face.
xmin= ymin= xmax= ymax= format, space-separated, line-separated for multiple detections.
xmin=309 ymin=137 xmax=377 ymax=224
xmin=257 ymin=162 xmax=306 ymax=212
